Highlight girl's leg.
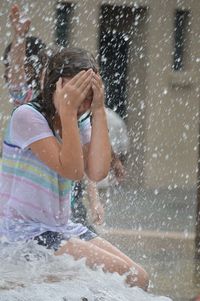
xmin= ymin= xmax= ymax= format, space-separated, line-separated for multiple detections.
xmin=55 ymin=237 xmax=149 ymax=290
xmin=90 ymin=237 xmax=149 ymax=290
xmin=89 ymin=237 xmax=137 ymax=266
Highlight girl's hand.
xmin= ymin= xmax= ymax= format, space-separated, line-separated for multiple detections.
xmin=54 ymin=69 xmax=93 ymax=115
xmin=10 ymin=4 xmax=31 ymax=38
xmin=89 ymin=200 xmax=104 ymax=225
xmin=91 ymin=73 xmax=105 ymax=113
xmin=112 ymin=158 xmax=126 ymax=183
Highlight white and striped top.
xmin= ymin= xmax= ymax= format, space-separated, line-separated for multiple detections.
xmin=0 ymin=104 xmax=91 ymax=242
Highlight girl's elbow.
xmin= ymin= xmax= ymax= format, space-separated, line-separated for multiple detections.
xmin=98 ymin=170 xmax=109 ymax=182
xmin=86 ymin=159 xmax=110 ymax=182
xmin=88 ymin=169 xmax=109 ymax=182
xmin=75 ymin=170 xmax=85 ymax=181
xmin=59 ymin=168 xmax=84 ymax=181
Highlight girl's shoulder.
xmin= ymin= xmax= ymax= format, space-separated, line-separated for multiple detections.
xmin=11 ymin=104 xmax=50 ymax=136
xmin=12 ymin=103 xmax=45 ymax=121
xmin=10 ymin=103 xmax=53 ymax=149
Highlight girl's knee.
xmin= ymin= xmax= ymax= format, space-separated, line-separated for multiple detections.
xmin=127 ymin=265 xmax=149 ymax=290
xmin=106 ymin=258 xmax=149 ymax=290
xmin=55 ymin=237 xmax=85 ymax=256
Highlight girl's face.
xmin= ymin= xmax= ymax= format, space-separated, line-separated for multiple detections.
xmin=77 ymin=87 xmax=93 ymax=117
xmin=62 ymin=77 xmax=93 ymax=117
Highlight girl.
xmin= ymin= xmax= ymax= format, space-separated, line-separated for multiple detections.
xmin=1 ymin=34 xmax=148 ymax=291
xmin=4 ymin=4 xmax=104 ymax=236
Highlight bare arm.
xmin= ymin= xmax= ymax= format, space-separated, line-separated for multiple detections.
xmin=111 ymin=149 xmax=126 ymax=183
xmin=86 ymin=178 xmax=104 ymax=225
xmin=29 ymin=70 xmax=93 ymax=180
xmin=8 ymin=4 xmax=31 ymax=86
xmin=30 ymin=113 xmax=84 ymax=180
xmin=84 ymin=74 xmax=111 ymax=181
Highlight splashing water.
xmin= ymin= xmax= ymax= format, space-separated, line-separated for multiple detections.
xmin=0 ymin=240 xmax=172 ymax=301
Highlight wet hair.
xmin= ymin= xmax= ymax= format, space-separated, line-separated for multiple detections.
xmin=38 ymin=47 xmax=98 ymax=131
xmin=3 ymin=36 xmax=46 ymax=89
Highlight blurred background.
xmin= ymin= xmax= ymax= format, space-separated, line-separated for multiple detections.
xmin=0 ymin=0 xmax=200 ymax=300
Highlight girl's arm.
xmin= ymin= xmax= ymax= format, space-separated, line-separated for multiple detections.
xmin=29 ymin=70 xmax=93 ymax=180
xmin=84 ymin=74 xmax=111 ymax=181
xmin=6 ymin=4 xmax=33 ymax=106
xmin=111 ymin=150 xmax=126 ymax=183
xmin=86 ymin=179 xmax=104 ymax=225
xmin=8 ymin=4 xmax=30 ymax=87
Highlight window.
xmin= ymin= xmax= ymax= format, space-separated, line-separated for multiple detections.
xmin=99 ymin=5 xmax=132 ymax=118
xmin=173 ymin=10 xmax=189 ymax=71
xmin=55 ymin=2 xmax=73 ymax=47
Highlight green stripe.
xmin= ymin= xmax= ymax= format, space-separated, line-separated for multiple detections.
xmin=3 ymin=152 xmax=55 ymax=177
xmin=3 ymin=157 xmax=58 ymax=186
xmin=2 ymin=164 xmax=71 ymax=196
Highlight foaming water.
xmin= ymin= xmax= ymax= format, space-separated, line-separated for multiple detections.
xmin=0 ymin=240 xmax=172 ymax=301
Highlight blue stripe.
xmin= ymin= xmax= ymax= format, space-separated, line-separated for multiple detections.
xmin=3 ymin=141 xmax=21 ymax=149
xmin=3 ymin=152 xmax=68 ymax=186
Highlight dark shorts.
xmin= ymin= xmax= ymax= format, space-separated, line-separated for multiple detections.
xmin=34 ymin=230 xmax=97 ymax=251
xmin=71 ymin=181 xmax=97 ymax=235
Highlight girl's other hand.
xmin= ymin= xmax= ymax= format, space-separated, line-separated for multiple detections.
xmin=112 ymin=158 xmax=126 ymax=183
xmin=10 ymin=4 xmax=31 ymax=38
xmin=53 ymin=69 xmax=93 ymax=115
xmin=89 ymin=200 xmax=104 ymax=225
xmin=91 ymin=73 xmax=105 ymax=113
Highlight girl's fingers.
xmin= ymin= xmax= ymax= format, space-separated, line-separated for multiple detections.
xmin=10 ymin=4 xmax=20 ymax=23
xmin=75 ymin=69 xmax=93 ymax=88
xmin=69 ymin=70 xmax=87 ymax=86
xmin=92 ymin=74 xmax=104 ymax=91
xmin=94 ymin=73 xmax=102 ymax=84
xmin=69 ymin=69 xmax=93 ymax=90
xmin=78 ymin=72 xmax=93 ymax=92
xmin=81 ymin=81 xmax=92 ymax=99
xmin=96 ymin=75 xmax=104 ymax=90
xmin=92 ymin=81 xmax=97 ymax=94
xmin=92 ymin=75 xmax=105 ymax=109
xmin=92 ymin=78 xmax=101 ymax=92
xmin=67 ymin=69 xmax=93 ymax=98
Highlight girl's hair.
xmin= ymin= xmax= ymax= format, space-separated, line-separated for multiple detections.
xmin=3 ymin=36 xmax=46 ymax=89
xmin=38 ymin=47 xmax=98 ymax=131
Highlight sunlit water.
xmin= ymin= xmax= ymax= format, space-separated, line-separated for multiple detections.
xmin=0 ymin=240 xmax=172 ymax=301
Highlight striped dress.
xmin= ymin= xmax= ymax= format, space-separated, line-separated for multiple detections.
xmin=0 ymin=104 xmax=91 ymax=242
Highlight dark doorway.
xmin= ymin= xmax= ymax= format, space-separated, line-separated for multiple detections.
xmin=173 ymin=10 xmax=190 ymax=71
xmin=99 ymin=5 xmax=133 ymax=119
xmin=55 ymin=2 xmax=74 ymax=47
xmin=99 ymin=31 xmax=128 ymax=118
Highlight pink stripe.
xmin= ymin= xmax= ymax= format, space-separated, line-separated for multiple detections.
xmin=1 ymin=172 xmax=68 ymax=201
xmin=0 ymin=192 xmax=48 ymax=213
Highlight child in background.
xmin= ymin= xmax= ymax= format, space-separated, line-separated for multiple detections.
xmin=71 ymin=149 xmax=126 ymax=233
xmin=71 ymin=179 xmax=104 ymax=233
xmin=3 ymin=4 xmax=46 ymax=106
xmin=0 ymin=46 xmax=149 ymax=289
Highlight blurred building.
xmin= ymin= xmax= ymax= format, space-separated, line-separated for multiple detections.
xmin=0 ymin=0 xmax=199 ymax=189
